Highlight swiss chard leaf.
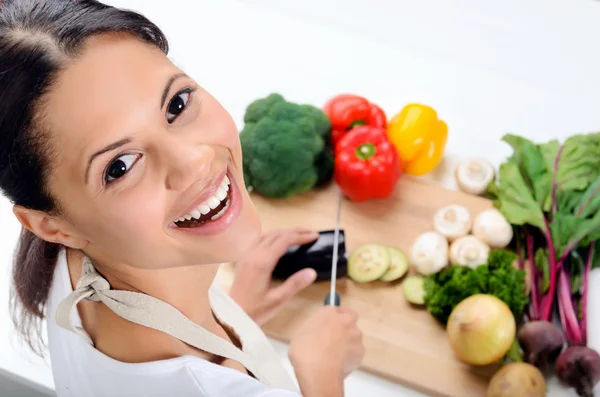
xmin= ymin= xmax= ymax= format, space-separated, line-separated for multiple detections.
xmin=502 ymin=134 xmax=552 ymax=207
xmin=535 ymin=248 xmax=550 ymax=294
xmin=551 ymin=213 xmax=584 ymax=259
xmin=495 ymin=161 xmax=546 ymax=230
xmin=540 ymin=139 xmax=560 ymax=174
xmin=539 ymin=139 xmax=560 ymax=212
xmin=567 ymin=209 xmax=600 ymax=255
xmin=575 ymin=174 xmax=600 ymax=218
xmin=569 ymin=250 xmax=585 ymax=293
xmin=555 ymin=132 xmax=600 ymax=193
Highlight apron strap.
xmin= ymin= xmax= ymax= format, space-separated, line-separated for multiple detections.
xmin=55 ymin=257 xmax=258 ymax=375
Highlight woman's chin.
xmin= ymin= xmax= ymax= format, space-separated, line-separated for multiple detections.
xmin=211 ymin=198 xmax=262 ymax=264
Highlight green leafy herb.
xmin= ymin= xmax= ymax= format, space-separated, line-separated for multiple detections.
xmin=423 ymin=250 xmax=528 ymax=324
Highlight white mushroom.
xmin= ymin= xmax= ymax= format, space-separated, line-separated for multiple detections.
xmin=472 ymin=208 xmax=514 ymax=248
xmin=433 ymin=204 xmax=472 ymax=241
xmin=410 ymin=231 xmax=449 ymax=275
xmin=455 ymin=158 xmax=495 ymax=195
xmin=449 ymin=235 xmax=490 ymax=268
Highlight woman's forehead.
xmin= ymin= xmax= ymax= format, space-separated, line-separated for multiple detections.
xmin=42 ymin=34 xmax=178 ymax=174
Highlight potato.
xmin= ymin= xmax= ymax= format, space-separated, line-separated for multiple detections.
xmin=486 ymin=362 xmax=546 ymax=397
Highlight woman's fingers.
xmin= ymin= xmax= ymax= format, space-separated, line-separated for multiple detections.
xmin=270 ymin=228 xmax=319 ymax=254
xmin=268 ymin=268 xmax=317 ymax=307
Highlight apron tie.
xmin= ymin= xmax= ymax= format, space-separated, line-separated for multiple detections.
xmin=54 ymin=255 xmax=299 ymax=393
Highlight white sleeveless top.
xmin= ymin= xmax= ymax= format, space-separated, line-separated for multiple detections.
xmin=46 ymin=248 xmax=301 ymax=397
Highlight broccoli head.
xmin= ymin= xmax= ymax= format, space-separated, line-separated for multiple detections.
xmin=240 ymin=93 xmax=334 ymax=198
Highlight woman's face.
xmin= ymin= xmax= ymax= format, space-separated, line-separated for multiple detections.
xmin=41 ymin=34 xmax=261 ymax=269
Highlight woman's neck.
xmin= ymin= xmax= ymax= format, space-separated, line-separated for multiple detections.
xmin=95 ymin=258 xmax=220 ymax=325
xmin=68 ymin=248 xmax=221 ymax=329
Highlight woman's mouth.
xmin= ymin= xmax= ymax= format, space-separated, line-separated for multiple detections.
xmin=174 ymin=175 xmax=232 ymax=228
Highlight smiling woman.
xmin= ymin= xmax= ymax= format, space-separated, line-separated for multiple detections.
xmin=0 ymin=1 xmax=364 ymax=397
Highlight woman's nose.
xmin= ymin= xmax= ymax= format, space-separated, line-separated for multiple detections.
xmin=163 ymin=141 xmax=216 ymax=191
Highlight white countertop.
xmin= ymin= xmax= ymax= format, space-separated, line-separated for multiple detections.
xmin=2 ymin=0 xmax=600 ymax=395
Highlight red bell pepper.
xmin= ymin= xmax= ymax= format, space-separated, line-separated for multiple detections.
xmin=323 ymin=94 xmax=387 ymax=147
xmin=334 ymin=126 xmax=402 ymax=202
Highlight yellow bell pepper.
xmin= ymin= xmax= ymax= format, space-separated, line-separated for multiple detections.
xmin=386 ymin=104 xmax=448 ymax=176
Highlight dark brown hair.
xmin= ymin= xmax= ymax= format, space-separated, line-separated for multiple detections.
xmin=0 ymin=0 xmax=169 ymax=354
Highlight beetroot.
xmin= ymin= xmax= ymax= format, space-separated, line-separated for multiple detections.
xmin=517 ymin=320 xmax=564 ymax=372
xmin=555 ymin=346 xmax=600 ymax=397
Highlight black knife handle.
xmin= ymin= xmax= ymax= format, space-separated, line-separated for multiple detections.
xmin=324 ymin=292 xmax=341 ymax=306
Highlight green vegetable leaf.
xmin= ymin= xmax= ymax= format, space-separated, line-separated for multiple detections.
xmin=487 ymin=249 xmax=518 ymax=269
xmin=555 ymin=132 xmax=600 ymax=193
xmin=550 ymin=213 xmax=584 ymax=259
xmin=569 ymin=250 xmax=585 ymax=293
xmin=535 ymin=248 xmax=550 ymax=294
xmin=574 ymin=174 xmax=600 ymax=218
xmin=567 ymin=209 xmax=600 ymax=254
xmin=495 ymin=161 xmax=546 ymax=230
xmin=502 ymin=134 xmax=552 ymax=207
xmin=593 ymin=241 xmax=600 ymax=270
xmin=540 ymin=139 xmax=560 ymax=174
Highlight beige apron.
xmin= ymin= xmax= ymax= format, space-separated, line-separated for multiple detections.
xmin=55 ymin=255 xmax=299 ymax=393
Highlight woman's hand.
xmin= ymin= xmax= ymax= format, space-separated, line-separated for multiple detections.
xmin=289 ymin=306 xmax=365 ymax=397
xmin=229 ymin=228 xmax=319 ymax=326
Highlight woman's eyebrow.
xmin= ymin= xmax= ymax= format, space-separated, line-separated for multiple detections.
xmin=84 ymin=137 xmax=132 ymax=184
xmin=160 ymin=72 xmax=187 ymax=109
xmin=83 ymin=72 xmax=188 ymax=184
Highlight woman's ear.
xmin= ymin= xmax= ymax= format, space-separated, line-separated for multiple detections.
xmin=12 ymin=205 xmax=89 ymax=250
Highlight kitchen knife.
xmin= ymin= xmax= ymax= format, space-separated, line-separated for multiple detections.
xmin=324 ymin=190 xmax=343 ymax=306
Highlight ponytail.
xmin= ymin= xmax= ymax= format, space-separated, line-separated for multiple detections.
xmin=1 ymin=0 xmax=169 ymax=355
xmin=10 ymin=228 xmax=60 ymax=356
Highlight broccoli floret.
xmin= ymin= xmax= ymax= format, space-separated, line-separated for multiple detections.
xmin=240 ymin=94 xmax=334 ymax=198
xmin=314 ymin=146 xmax=334 ymax=187
xmin=243 ymin=93 xmax=286 ymax=124
xmin=299 ymin=104 xmax=332 ymax=142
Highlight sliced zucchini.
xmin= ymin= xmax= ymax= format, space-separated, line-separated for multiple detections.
xmin=402 ymin=275 xmax=426 ymax=305
xmin=379 ymin=247 xmax=409 ymax=282
xmin=348 ymin=244 xmax=390 ymax=283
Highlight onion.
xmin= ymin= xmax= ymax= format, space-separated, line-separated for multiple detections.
xmin=447 ymin=294 xmax=516 ymax=366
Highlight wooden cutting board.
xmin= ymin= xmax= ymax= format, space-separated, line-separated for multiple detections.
xmin=216 ymin=177 xmax=498 ymax=397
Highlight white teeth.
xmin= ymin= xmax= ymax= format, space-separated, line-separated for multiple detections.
xmin=211 ymin=199 xmax=230 ymax=221
xmin=175 ymin=175 xmax=231 ymax=223
xmin=207 ymin=196 xmax=220 ymax=209
xmin=215 ymin=187 xmax=227 ymax=201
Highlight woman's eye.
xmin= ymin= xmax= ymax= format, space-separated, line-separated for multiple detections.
xmin=104 ymin=154 xmax=139 ymax=184
xmin=167 ymin=90 xmax=191 ymax=123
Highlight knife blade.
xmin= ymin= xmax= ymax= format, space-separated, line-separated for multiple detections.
xmin=324 ymin=189 xmax=343 ymax=306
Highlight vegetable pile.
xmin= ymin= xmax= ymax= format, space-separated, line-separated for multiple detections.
xmin=486 ymin=132 xmax=600 ymax=396
xmin=240 ymin=93 xmax=448 ymax=201
xmin=239 ymin=90 xmax=600 ymax=396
